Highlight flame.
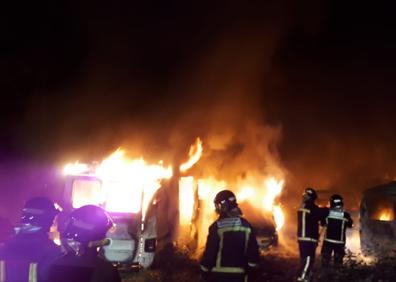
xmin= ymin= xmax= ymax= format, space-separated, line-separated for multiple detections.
xmin=180 ymin=138 xmax=203 ymax=172
xmin=64 ymin=162 xmax=89 ymax=175
xmin=179 ymin=177 xmax=195 ymax=226
xmin=64 ymin=138 xmax=287 ymax=254
xmin=263 ymin=177 xmax=285 ymax=230
xmin=273 ymin=205 xmax=285 ymax=231
xmin=189 ymin=176 xmax=285 ymax=251
xmin=236 ymin=186 xmax=256 ymax=202
xmin=263 ymin=177 xmax=284 ymax=212
xmin=64 ymin=149 xmax=172 ymax=218
xmin=379 ymin=209 xmax=394 ymax=221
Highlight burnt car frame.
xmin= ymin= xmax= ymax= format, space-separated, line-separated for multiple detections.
xmin=360 ymin=181 xmax=396 ymax=256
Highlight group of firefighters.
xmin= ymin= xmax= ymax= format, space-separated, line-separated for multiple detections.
xmin=0 ymin=198 xmax=121 ymax=281
xmin=200 ymin=187 xmax=353 ymax=282
xmin=0 ymin=186 xmax=353 ymax=282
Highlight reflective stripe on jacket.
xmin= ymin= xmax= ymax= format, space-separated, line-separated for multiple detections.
xmin=297 ymin=202 xmax=328 ymax=242
xmin=324 ymin=208 xmax=353 ymax=244
xmin=200 ymin=216 xmax=259 ymax=274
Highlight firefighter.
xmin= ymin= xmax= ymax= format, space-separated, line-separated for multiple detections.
xmin=48 ymin=205 xmax=121 ymax=282
xmin=297 ymin=188 xmax=328 ymax=282
xmin=200 ymin=190 xmax=260 ymax=282
xmin=0 ymin=196 xmax=63 ymax=281
xmin=321 ymin=194 xmax=353 ymax=267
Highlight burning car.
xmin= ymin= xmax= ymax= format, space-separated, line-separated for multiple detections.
xmin=360 ymin=181 xmax=396 ymax=256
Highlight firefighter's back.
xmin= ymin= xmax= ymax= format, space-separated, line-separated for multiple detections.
xmin=49 ymin=253 xmax=120 ymax=282
xmin=0 ymin=197 xmax=62 ymax=282
xmin=0 ymin=231 xmax=62 ymax=281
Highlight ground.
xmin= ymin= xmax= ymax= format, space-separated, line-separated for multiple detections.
xmin=120 ymin=247 xmax=396 ymax=282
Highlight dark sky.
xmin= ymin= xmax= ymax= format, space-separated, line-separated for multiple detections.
xmin=1 ymin=0 xmax=396 ymax=208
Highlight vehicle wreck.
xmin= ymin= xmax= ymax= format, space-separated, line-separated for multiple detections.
xmin=360 ymin=181 xmax=396 ymax=256
xmin=59 ymin=138 xmax=283 ymax=269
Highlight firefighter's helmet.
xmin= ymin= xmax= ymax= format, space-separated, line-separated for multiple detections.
xmin=303 ymin=187 xmax=317 ymax=202
xmin=63 ymin=205 xmax=114 ymax=244
xmin=20 ymin=196 xmax=61 ymax=232
xmin=330 ymin=194 xmax=343 ymax=208
xmin=214 ymin=190 xmax=238 ymax=214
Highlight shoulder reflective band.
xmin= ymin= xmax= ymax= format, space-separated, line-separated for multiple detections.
xmin=212 ymin=266 xmax=245 ymax=273
xmin=22 ymin=208 xmax=45 ymax=215
xmin=200 ymin=265 xmax=210 ymax=272
xmin=29 ymin=262 xmax=37 ymax=282
xmin=327 ymin=210 xmax=347 ymax=221
xmin=298 ymin=208 xmax=311 ymax=213
xmin=0 ymin=260 xmax=5 ymax=282
xmin=248 ymin=262 xmax=257 ymax=267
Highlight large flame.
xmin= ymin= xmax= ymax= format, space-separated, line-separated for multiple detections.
xmin=64 ymin=149 xmax=172 ymax=218
xmin=180 ymin=138 xmax=203 ymax=172
xmin=64 ymin=137 xmax=286 ymax=253
xmin=263 ymin=177 xmax=285 ymax=231
xmin=179 ymin=176 xmax=196 ymax=226
xmin=235 ymin=177 xmax=285 ymax=231
xmin=191 ymin=176 xmax=285 ymax=251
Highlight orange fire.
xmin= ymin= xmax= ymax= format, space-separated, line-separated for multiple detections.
xmin=64 ymin=137 xmax=286 ymax=252
xmin=378 ymin=209 xmax=394 ymax=221
xmin=64 ymin=149 xmax=172 ymax=218
xmin=179 ymin=176 xmax=196 ymax=226
xmin=190 ymin=176 xmax=285 ymax=251
xmin=180 ymin=138 xmax=203 ymax=172
xmin=236 ymin=177 xmax=285 ymax=231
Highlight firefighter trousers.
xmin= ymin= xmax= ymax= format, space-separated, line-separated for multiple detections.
xmin=321 ymin=241 xmax=345 ymax=267
xmin=297 ymin=241 xmax=317 ymax=281
xmin=205 ymin=272 xmax=247 ymax=282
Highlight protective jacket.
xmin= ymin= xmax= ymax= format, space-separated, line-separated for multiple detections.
xmin=48 ymin=252 xmax=121 ymax=282
xmin=0 ymin=232 xmax=62 ymax=282
xmin=297 ymin=201 xmax=328 ymax=243
xmin=323 ymin=207 xmax=353 ymax=244
xmin=200 ymin=216 xmax=259 ymax=282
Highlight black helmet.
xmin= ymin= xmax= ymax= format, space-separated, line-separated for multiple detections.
xmin=214 ymin=190 xmax=238 ymax=214
xmin=20 ymin=196 xmax=61 ymax=232
xmin=303 ymin=187 xmax=317 ymax=202
xmin=63 ymin=205 xmax=114 ymax=244
xmin=330 ymin=194 xmax=343 ymax=208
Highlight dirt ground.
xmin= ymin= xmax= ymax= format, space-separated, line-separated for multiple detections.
xmin=120 ymin=246 xmax=396 ymax=282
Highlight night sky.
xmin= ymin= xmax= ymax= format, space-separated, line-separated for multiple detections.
xmin=1 ymin=1 xmax=396 ymax=212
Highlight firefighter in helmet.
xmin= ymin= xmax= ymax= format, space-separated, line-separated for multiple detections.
xmin=48 ymin=205 xmax=121 ymax=282
xmin=321 ymin=194 xmax=353 ymax=267
xmin=200 ymin=189 xmax=260 ymax=282
xmin=297 ymin=188 xmax=328 ymax=282
xmin=0 ymin=196 xmax=63 ymax=281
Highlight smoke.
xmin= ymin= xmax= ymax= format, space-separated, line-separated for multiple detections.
xmin=16 ymin=2 xmax=301 ymax=163
xmin=9 ymin=0 xmax=395 ymax=222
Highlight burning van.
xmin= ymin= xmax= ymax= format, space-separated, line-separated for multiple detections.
xmin=60 ymin=139 xmax=284 ymax=268
xmin=62 ymin=152 xmax=173 ymax=268
xmin=360 ymin=181 xmax=396 ymax=256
